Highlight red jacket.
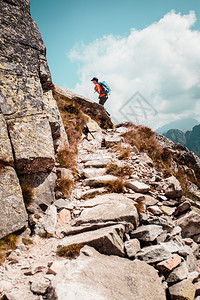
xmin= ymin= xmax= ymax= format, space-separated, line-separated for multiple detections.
xmin=94 ymin=83 xmax=106 ymax=97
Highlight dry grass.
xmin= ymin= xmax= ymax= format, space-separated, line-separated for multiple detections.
xmin=118 ymin=150 xmax=131 ymax=160
xmin=22 ymin=238 xmax=33 ymax=245
xmin=56 ymin=178 xmax=74 ymax=196
xmin=82 ymin=192 xmax=100 ymax=201
xmin=104 ymin=179 xmax=125 ymax=193
xmin=56 ymin=149 xmax=77 ymax=170
xmin=53 ymin=91 xmax=88 ymax=152
xmin=0 ymin=234 xmax=18 ymax=265
xmin=38 ymin=232 xmax=53 ymax=239
xmin=56 ymin=243 xmax=84 ymax=259
xmin=106 ymin=163 xmax=132 ymax=178
xmin=20 ymin=183 xmax=33 ymax=207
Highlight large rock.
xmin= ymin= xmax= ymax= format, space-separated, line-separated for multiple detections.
xmin=0 ymin=113 xmax=13 ymax=165
xmin=54 ymin=85 xmax=113 ymax=129
xmin=83 ymin=174 xmax=118 ymax=187
xmin=126 ymin=180 xmax=150 ymax=193
xmin=75 ymin=193 xmax=139 ymax=227
xmin=136 ymin=244 xmax=172 ymax=263
xmin=130 ymin=225 xmax=163 ymax=242
xmin=164 ymin=176 xmax=183 ymax=199
xmin=169 ymin=279 xmax=196 ymax=300
xmin=35 ymin=205 xmax=57 ymax=235
xmin=58 ymin=224 xmax=125 ymax=257
xmin=166 ymin=261 xmax=189 ymax=283
xmin=47 ymin=246 xmax=166 ymax=300
xmin=20 ymin=171 xmax=57 ymax=213
xmin=0 ymin=166 xmax=28 ymax=239
xmin=175 ymin=210 xmax=200 ymax=238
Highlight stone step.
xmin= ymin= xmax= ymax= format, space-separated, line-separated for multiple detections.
xmin=82 ymin=168 xmax=106 ymax=178
xmin=83 ymin=174 xmax=118 ymax=187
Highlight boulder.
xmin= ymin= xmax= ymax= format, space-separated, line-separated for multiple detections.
xmin=47 ymin=260 xmax=67 ymax=275
xmin=169 ymin=279 xmax=196 ymax=300
xmin=156 ymin=254 xmax=182 ymax=273
xmin=166 ymin=261 xmax=189 ymax=283
xmin=82 ymin=168 xmax=106 ymax=178
xmin=58 ymin=224 xmax=125 ymax=257
xmin=75 ymin=193 xmax=139 ymax=227
xmin=130 ymin=225 xmax=163 ymax=242
xmin=19 ymin=171 xmax=57 ymax=213
xmin=175 ymin=210 xmax=200 ymax=238
xmin=30 ymin=278 xmax=49 ymax=295
xmin=174 ymin=200 xmax=191 ymax=215
xmin=57 ymin=209 xmax=71 ymax=225
xmin=0 ymin=166 xmax=27 ymax=239
xmin=164 ymin=176 xmax=183 ymax=199
xmin=35 ymin=205 xmax=57 ymax=235
xmin=56 ymin=167 xmax=74 ymax=181
xmin=47 ymin=246 xmax=166 ymax=300
xmin=126 ymin=180 xmax=150 ymax=193
xmin=7 ymin=116 xmax=55 ymax=174
xmin=161 ymin=205 xmax=176 ymax=216
xmin=136 ymin=244 xmax=172 ymax=263
xmin=104 ymin=134 xmax=122 ymax=147
xmin=84 ymin=159 xmax=110 ymax=168
xmin=148 ymin=205 xmax=163 ymax=215
xmin=124 ymin=239 xmax=141 ymax=258
xmin=83 ymin=174 xmax=118 ymax=187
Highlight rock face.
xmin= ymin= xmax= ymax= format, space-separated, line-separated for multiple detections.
xmin=47 ymin=246 xmax=166 ymax=300
xmin=0 ymin=166 xmax=27 ymax=239
xmin=0 ymin=0 xmax=68 ymax=237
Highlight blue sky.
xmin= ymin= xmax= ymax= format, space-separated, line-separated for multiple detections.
xmin=30 ymin=0 xmax=200 ymax=128
xmin=30 ymin=0 xmax=200 ymax=89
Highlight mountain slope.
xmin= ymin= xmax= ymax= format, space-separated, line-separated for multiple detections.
xmin=156 ymin=117 xmax=199 ymax=134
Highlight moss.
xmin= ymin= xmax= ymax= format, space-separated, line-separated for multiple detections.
xmin=0 ymin=234 xmax=18 ymax=265
xmin=20 ymin=183 xmax=33 ymax=207
xmin=56 ymin=243 xmax=84 ymax=259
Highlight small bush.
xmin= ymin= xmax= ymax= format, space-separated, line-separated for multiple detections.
xmin=56 ymin=178 xmax=73 ymax=196
xmin=56 ymin=243 xmax=84 ymax=259
xmin=20 ymin=183 xmax=33 ymax=207
xmin=106 ymin=163 xmax=132 ymax=178
xmin=0 ymin=234 xmax=18 ymax=265
xmin=22 ymin=238 xmax=33 ymax=245
xmin=38 ymin=232 xmax=53 ymax=239
xmin=105 ymin=179 xmax=125 ymax=193
xmin=118 ymin=150 xmax=130 ymax=160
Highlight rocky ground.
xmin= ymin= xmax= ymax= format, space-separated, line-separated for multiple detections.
xmin=0 ymin=122 xmax=200 ymax=300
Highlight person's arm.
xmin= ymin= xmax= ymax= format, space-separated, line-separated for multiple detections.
xmin=95 ymin=84 xmax=101 ymax=95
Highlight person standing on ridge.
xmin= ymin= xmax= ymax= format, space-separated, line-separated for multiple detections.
xmin=91 ymin=77 xmax=110 ymax=106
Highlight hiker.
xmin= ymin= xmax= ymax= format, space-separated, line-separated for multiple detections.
xmin=91 ymin=77 xmax=110 ymax=106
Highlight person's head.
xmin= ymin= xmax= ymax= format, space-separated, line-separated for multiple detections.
xmin=91 ymin=77 xmax=98 ymax=85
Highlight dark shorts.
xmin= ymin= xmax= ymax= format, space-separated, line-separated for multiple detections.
xmin=99 ymin=95 xmax=108 ymax=105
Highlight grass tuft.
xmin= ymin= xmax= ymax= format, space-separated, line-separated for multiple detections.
xmin=106 ymin=163 xmax=132 ymax=178
xmin=20 ymin=183 xmax=33 ymax=207
xmin=104 ymin=179 xmax=125 ymax=193
xmin=56 ymin=178 xmax=74 ymax=196
xmin=56 ymin=243 xmax=84 ymax=259
xmin=22 ymin=238 xmax=33 ymax=245
xmin=0 ymin=234 xmax=18 ymax=265
xmin=38 ymin=232 xmax=53 ymax=239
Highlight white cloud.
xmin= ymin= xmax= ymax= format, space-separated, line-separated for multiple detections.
xmin=69 ymin=11 xmax=200 ymax=129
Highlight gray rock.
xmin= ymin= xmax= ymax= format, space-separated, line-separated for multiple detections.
xmin=83 ymin=174 xmax=118 ymax=187
xmin=0 ymin=166 xmax=28 ymax=239
xmin=54 ymin=199 xmax=73 ymax=210
xmin=169 ymin=279 xmax=196 ymax=300
xmin=58 ymin=224 xmax=126 ymax=257
xmin=85 ymin=159 xmax=110 ymax=168
xmin=35 ymin=205 xmax=57 ymax=235
xmin=176 ymin=210 xmax=200 ymax=238
xmin=47 ymin=246 xmax=166 ymax=300
xmin=104 ymin=134 xmax=122 ymax=147
xmin=75 ymin=193 xmax=139 ymax=227
xmin=174 ymin=200 xmax=191 ymax=215
xmin=164 ymin=176 xmax=183 ymax=199
xmin=148 ymin=205 xmax=163 ymax=215
xmin=124 ymin=239 xmax=141 ymax=258
xmin=82 ymin=168 xmax=106 ymax=178
xmin=136 ymin=244 xmax=171 ymax=263
xmin=30 ymin=278 xmax=49 ymax=295
xmin=130 ymin=224 xmax=163 ymax=242
xmin=126 ymin=180 xmax=150 ymax=193
xmin=167 ymin=261 xmax=189 ymax=283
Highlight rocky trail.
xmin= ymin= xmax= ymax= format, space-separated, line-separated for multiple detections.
xmin=1 ymin=122 xmax=200 ymax=300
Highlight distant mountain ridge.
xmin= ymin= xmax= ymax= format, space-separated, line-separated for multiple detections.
xmin=164 ymin=124 xmax=200 ymax=157
xmin=156 ymin=117 xmax=199 ymax=134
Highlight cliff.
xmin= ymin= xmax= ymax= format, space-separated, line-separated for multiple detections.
xmin=0 ymin=0 xmax=68 ymax=238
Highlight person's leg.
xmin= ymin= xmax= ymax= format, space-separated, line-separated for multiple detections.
xmin=99 ymin=95 xmax=107 ymax=105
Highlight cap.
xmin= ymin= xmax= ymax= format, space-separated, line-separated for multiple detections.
xmin=91 ymin=77 xmax=98 ymax=82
